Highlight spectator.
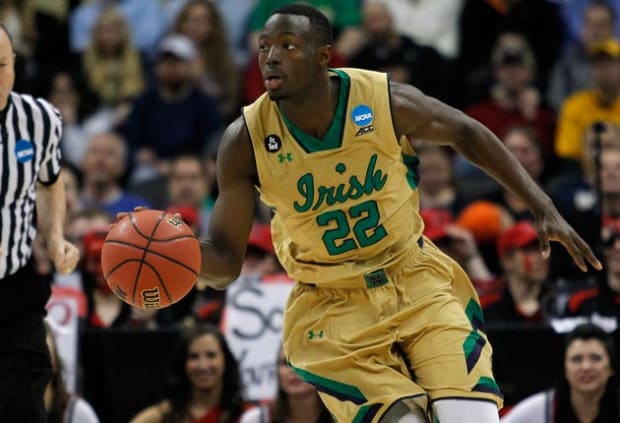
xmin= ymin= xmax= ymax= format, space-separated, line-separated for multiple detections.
xmin=420 ymin=208 xmax=494 ymax=285
xmin=241 ymin=222 xmax=279 ymax=278
xmin=482 ymin=221 xmax=555 ymax=325
xmin=465 ymin=32 xmax=556 ymax=155
xmin=548 ymin=0 xmax=616 ymax=110
xmin=48 ymin=72 xmax=90 ymax=167
xmin=70 ymin=0 xmax=168 ymax=55
xmin=416 ymin=145 xmax=468 ymax=216
xmin=239 ymin=347 xmax=333 ymax=423
xmin=483 ymin=126 xmax=550 ymax=221
xmin=173 ymin=0 xmax=241 ymax=122
xmin=44 ymin=321 xmax=100 ymax=423
xmin=80 ymin=132 xmax=150 ymax=216
xmin=556 ymin=38 xmax=620 ymax=161
xmin=121 ymin=34 xmax=221 ymax=182
xmin=501 ymin=322 xmax=619 ymax=422
xmin=166 ymin=153 xmax=216 ymax=238
xmin=81 ymin=7 xmax=145 ymax=114
xmin=564 ymin=217 xmax=620 ymax=320
xmin=459 ymin=0 xmax=564 ymax=103
xmin=349 ymin=1 xmax=451 ymax=102
xmin=130 ymin=324 xmax=246 ymax=423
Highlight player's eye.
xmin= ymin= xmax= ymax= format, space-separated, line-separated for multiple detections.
xmin=258 ymin=43 xmax=268 ymax=52
xmin=283 ymin=42 xmax=296 ymax=51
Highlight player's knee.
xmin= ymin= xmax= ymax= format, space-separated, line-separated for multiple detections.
xmin=432 ymin=399 xmax=499 ymax=423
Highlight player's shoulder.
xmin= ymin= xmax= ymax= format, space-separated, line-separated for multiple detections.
xmin=222 ymin=115 xmax=251 ymax=145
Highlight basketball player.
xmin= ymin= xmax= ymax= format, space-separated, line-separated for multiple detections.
xmin=196 ymin=5 xmax=601 ymax=422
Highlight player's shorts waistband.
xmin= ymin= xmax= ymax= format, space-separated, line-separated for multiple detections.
xmin=299 ymin=236 xmax=424 ymax=290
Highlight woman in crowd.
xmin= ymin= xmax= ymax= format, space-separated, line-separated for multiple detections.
xmin=44 ymin=321 xmax=100 ymax=423
xmin=173 ymin=0 xmax=240 ymax=122
xmin=239 ymin=347 xmax=333 ymax=423
xmin=131 ymin=323 xmax=245 ymax=423
xmin=501 ymin=322 xmax=620 ymax=422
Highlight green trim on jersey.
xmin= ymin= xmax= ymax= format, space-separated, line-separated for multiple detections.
xmin=280 ymin=69 xmax=350 ymax=153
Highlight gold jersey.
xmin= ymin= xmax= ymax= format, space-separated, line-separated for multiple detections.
xmin=243 ymin=68 xmax=424 ymax=285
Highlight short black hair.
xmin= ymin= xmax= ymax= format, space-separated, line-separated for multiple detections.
xmin=272 ymin=4 xmax=333 ymax=46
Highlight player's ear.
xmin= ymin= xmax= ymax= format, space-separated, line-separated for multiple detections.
xmin=317 ymin=44 xmax=332 ymax=67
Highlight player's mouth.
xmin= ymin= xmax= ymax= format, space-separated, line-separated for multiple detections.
xmin=265 ymin=75 xmax=284 ymax=90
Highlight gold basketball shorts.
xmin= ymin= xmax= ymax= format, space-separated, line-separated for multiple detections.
xmin=282 ymin=237 xmax=502 ymax=423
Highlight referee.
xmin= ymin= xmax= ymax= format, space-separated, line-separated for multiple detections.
xmin=0 ymin=26 xmax=79 ymax=421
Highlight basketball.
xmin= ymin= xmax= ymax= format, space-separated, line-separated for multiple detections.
xmin=101 ymin=209 xmax=201 ymax=309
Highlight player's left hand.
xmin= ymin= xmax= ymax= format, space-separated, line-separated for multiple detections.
xmin=48 ymin=238 xmax=79 ymax=275
xmin=535 ymin=206 xmax=603 ymax=272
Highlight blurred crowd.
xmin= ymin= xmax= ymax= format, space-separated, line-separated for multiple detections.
xmin=11 ymin=0 xmax=620 ymax=420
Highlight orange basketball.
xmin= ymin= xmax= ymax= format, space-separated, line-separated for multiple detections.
xmin=101 ymin=209 xmax=201 ymax=309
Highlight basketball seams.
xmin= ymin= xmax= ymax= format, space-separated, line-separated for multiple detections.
xmin=128 ymin=212 xmax=154 ymax=240
xmin=131 ymin=211 xmax=167 ymax=305
xmin=104 ymin=239 xmax=199 ymax=275
xmin=140 ymin=261 xmax=173 ymax=303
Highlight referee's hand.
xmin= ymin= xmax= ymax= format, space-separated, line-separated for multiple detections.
xmin=49 ymin=238 xmax=79 ymax=275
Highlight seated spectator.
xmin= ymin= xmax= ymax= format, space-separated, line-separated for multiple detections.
xmin=239 ymin=347 xmax=333 ymax=423
xmin=173 ymin=0 xmax=241 ymax=122
xmin=483 ymin=125 xmax=552 ymax=221
xmin=482 ymin=221 xmax=555 ymax=325
xmin=130 ymin=323 xmax=246 ymax=423
xmin=555 ymin=38 xmax=620 ymax=161
xmin=70 ymin=0 xmax=168 ymax=54
xmin=548 ymin=0 xmax=616 ymax=110
xmin=48 ymin=72 xmax=91 ymax=167
xmin=564 ymin=217 xmax=620 ymax=320
xmin=417 ymin=145 xmax=468 ymax=216
xmin=456 ymin=200 xmax=514 ymax=274
xmin=465 ymin=32 xmax=557 ymax=156
xmin=501 ymin=322 xmax=619 ymax=422
xmin=349 ymin=1 xmax=451 ymax=102
xmin=121 ymin=34 xmax=222 ymax=183
xmin=81 ymin=7 xmax=145 ymax=115
xmin=80 ymin=132 xmax=150 ymax=216
xmin=166 ymin=153 xmax=217 ymax=238
xmin=421 ymin=208 xmax=494 ymax=285
xmin=44 ymin=321 xmax=100 ymax=423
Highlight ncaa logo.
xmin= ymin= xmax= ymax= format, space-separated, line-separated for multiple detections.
xmin=15 ymin=140 xmax=34 ymax=163
xmin=351 ymin=105 xmax=373 ymax=127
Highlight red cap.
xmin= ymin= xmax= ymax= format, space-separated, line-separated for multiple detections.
xmin=420 ymin=208 xmax=453 ymax=241
xmin=497 ymin=221 xmax=538 ymax=258
xmin=248 ymin=223 xmax=274 ymax=254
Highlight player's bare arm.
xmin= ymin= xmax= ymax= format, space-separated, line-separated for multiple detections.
xmin=389 ymin=81 xmax=602 ymax=272
xmin=197 ymin=117 xmax=257 ymax=289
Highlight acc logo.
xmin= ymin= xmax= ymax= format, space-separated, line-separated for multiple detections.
xmin=351 ymin=104 xmax=373 ymax=127
xmin=264 ymin=134 xmax=282 ymax=153
xmin=15 ymin=140 xmax=34 ymax=163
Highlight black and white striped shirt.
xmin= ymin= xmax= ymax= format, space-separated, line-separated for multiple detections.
xmin=0 ymin=92 xmax=62 ymax=279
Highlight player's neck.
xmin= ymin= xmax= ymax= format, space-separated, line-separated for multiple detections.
xmin=279 ymin=74 xmax=338 ymax=139
xmin=286 ymin=394 xmax=323 ymax=422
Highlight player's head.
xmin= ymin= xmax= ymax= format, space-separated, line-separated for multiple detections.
xmin=259 ymin=4 xmax=333 ymax=100
xmin=0 ymin=23 xmax=15 ymax=110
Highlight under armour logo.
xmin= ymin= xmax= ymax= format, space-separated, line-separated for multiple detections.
xmin=278 ymin=152 xmax=293 ymax=163
xmin=307 ymin=330 xmax=324 ymax=340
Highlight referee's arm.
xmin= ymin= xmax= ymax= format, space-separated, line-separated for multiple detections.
xmin=35 ymin=105 xmax=79 ymax=275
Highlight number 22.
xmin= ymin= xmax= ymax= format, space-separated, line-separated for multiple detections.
xmin=316 ymin=200 xmax=387 ymax=255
